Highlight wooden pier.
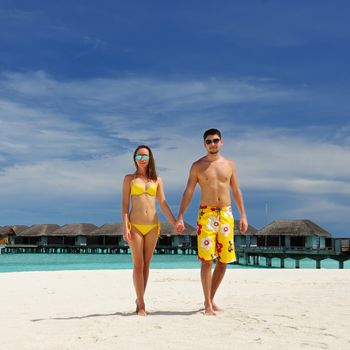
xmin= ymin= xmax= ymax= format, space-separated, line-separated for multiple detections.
xmin=2 ymin=243 xmax=350 ymax=269
xmin=1 ymin=220 xmax=349 ymax=269
xmin=1 ymin=244 xmax=197 ymax=256
xmin=1 ymin=244 xmax=129 ymax=254
xmin=235 ymin=246 xmax=350 ymax=269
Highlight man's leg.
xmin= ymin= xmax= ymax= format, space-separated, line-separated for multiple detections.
xmin=211 ymin=261 xmax=227 ymax=311
xmin=201 ymin=260 xmax=216 ymax=316
xmin=197 ymin=206 xmax=218 ymax=315
xmin=211 ymin=206 xmax=235 ymax=311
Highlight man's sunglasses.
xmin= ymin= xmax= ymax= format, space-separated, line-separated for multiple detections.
xmin=205 ymin=138 xmax=220 ymax=145
xmin=135 ymin=154 xmax=150 ymax=161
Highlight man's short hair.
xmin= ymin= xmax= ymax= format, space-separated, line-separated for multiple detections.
xmin=203 ymin=128 xmax=222 ymax=140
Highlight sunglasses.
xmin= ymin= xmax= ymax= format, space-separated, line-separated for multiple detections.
xmin=135 ymin=154 xmax=150 ymax=161
xmin=205 ymin=138 xmax=221 ymax=145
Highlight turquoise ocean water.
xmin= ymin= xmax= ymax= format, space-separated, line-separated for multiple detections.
xmin=0 ymin=253 xmax=349 ymax=273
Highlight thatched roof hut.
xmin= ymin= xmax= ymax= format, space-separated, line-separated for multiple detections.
xmin=0 ymin=225 xmax=28 ymax=237
xmin=11 ymin=225 xmax=29 ymax=235
xmin=19 ymin=224 xmax=61 ymax=237
xmin=51 ymin=223 xmax=98 ymax=236
xmin=90 ymin=224 xmax=123 ymax=236
xmin=0 ymin=226 xmax=17 ymax=245
xmin=256 ymin=220 xmax=331 ymax=237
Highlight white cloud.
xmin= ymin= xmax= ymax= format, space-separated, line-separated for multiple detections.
xmin=0 ymin=71 xmax=298 ymax=164
xmin=288 ymin=199 xmax=350 ymax=220
xmin=227 ymin=129 xmax=350 ymax=195
xmin=1 ymin=71 xmax=350 ymax=232
xmin=1 ymin=127 xmax=349 ymax=200
xmin=0 ymin=157 xmax=122 ymax=197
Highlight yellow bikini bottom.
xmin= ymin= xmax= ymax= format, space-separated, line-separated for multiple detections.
xmin=128 ymin=222 xmax=160 ymax=236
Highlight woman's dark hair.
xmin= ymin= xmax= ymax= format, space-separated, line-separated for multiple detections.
xmin=133 ymin=145 xmax=158 ymax=181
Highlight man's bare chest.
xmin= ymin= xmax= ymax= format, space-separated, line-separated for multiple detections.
xmin=198 ymin=164 xmax=232 ymax=183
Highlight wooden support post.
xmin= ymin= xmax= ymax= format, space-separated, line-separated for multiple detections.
xmin=280 ymin=258 xmax=285 ymax=268
xmin=244 ymin=253 xmax=249 ymax=265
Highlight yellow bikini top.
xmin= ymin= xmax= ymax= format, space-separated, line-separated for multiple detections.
xmin=130 ymin=179 xmax=158 ymax=196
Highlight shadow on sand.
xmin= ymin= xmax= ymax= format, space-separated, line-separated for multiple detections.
xmin=30 ymin=308 xmax=204 ymax=321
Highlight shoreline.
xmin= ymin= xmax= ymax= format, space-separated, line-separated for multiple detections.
xmin=1 ymin=269 xmax=350 ymax=349
xmin=1 ymin=254 xmax=349 ymax=273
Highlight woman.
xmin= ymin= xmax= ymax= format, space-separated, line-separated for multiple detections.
xmin=122 ymin=145 xmax=177 ymax=316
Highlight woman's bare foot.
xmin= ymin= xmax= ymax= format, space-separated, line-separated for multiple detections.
xmin=204 ymin=306 xmax=216 ymax=316
xmin=212 ymin=301 xmax=223 ymax=312
xmin=204 ymin=302 xmax=216 ymax=316
xmin=137 ymin=308 xmax=147 ymax=316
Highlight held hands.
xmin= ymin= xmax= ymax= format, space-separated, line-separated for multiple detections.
xmin=174 ymin=218 xmax=185 ymax=234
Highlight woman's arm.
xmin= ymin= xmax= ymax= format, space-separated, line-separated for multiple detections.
xmin=122 ymin=175 xmax=132 ymax=242
xmin=156 ymin=177 xmax=177 ymax=226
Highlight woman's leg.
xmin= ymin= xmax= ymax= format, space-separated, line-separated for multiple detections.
xmin=143 ymin=227 xmax=159 ymax=293
xmin=129 ymin=230 xmax=146 ymax=315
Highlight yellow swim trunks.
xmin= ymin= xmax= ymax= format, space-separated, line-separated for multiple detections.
xmin=196 ymin=205 xmax=236 ymax=263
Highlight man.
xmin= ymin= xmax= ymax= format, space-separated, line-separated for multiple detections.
xmin=176 ymin=128 xmax=248 ymax=316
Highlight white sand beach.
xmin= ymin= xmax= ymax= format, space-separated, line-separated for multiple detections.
xmin=1 ymin=269 xmax=349 ymax=350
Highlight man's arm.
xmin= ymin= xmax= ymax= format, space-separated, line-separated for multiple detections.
xmin=230 ymin=160 xmax=248 ymax=234
xmin=175 ymin=163 xmax=198 ymax=232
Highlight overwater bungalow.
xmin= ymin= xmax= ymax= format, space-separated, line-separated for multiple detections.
xmin=89 ymin=223 xmax=124 ymax=247
xmin=234 ymin=220 xmax=350 ymax=268
xmin=0 ymin=226 xmax=15 ymax=245
xmin=87 ymin=223 xmax=130 ymax=253
xmin=251 ymin=220 xmax=332 ymax=249
xmin=15 ymin=224 xmax=60 ymax=245
xmin=49 ymin=223 xmax=98 ymax=246
xmin=3 ymin=225 xmax=28 ymax=245
xmin=3 ymin=220 xmax=348 ymax=268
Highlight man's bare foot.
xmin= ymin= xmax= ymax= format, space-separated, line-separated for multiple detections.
xmin=136 ymin=300 xmax=147 ymax=316
xmin=212 ymin=301 xmax=223 ymax=312
xmin=136 ymin=299 xmax=147 ymax=316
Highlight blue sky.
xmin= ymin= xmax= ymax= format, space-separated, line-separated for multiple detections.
xmin=1 ymin=1 xmax=350 ymax=236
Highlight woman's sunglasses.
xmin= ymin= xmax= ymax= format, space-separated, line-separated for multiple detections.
xmin=135 ymin=154 xmax=150 ymax=161
xmin=205 ymin=138 xmax=220 ymax=145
